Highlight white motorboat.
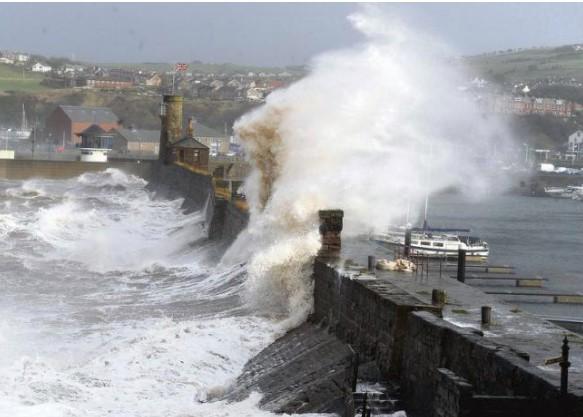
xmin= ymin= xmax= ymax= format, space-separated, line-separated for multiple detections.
xmin=544 ymin=186 xmax=568 ymax=198
xmin=544 ymin=185 xmax=583 ymax=200
xmin=371 ymin=226 xmax=489 ymax=258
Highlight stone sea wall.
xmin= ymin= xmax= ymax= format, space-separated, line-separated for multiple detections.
xmin=146 ymin=162 xmax=248 ymax=241
xmin=0 ymin=158 xmax=248 ymax=242
xmin=311 ymin=258 xmax=582 ymax=417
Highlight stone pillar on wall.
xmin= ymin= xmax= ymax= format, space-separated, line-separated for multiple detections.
xmin=159 ymin=95 xmax=183 ymax=164
xmin=318 ymin=209 xmax=344 ymax=257
xmin=165 ymin=95 xmax=183 ymax=145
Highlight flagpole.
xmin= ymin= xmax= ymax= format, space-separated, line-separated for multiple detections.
xmin=172 ymin=66 xmax=176 ymax=95
xmin=172 ymin=63 xmax=187 ymax=94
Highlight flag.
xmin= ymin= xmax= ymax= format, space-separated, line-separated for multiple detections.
xmin=175 ymin=63 xmax=188 ymax=72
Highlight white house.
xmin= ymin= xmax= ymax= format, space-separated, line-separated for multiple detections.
xmin=246 ymin=87 xmax=265 ymax=102
xmin=0 ymin=57 xmax=14 ymax=65
xmin=15 ymin=53 xmax=30 ymax=62
xmin=31 ymin=62 xmax=52 ymax=73
xmin=568 ymin=130 xmax=583 ymax=157
xmin=567 ymin=130 xmax=583 ymax=152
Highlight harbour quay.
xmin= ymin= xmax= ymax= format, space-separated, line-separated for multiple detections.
xmin=272 ymin=210 xmax=583 ymax=416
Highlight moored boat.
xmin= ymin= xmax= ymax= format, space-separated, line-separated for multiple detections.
xmin=371 ymin=226 xmax=489 ymax=258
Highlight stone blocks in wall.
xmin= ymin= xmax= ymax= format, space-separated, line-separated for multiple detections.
xmin=400 ymin=311 xmax=570 ymax=417
xmin=434 ymin=368 xmax=474 ymax=417
xmin=311 ymin=260 xmax=441 ymax=380
xmin=147 ymin=162 xmax=248 ymax=241
xmin=223 ymin=323 xmax=354 ymax=415
xmin=312 ymin=261 xmax=583 ymax=417
xmin=318 ymin=210 xmax=343 ymax=257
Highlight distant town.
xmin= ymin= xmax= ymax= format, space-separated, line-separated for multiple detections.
xmin=3 ymin=44 xmax=583 ymax=171
xmin=0 ymin=49 xmax=303 ymax=102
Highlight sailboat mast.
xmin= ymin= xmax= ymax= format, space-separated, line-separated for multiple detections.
xmin=423 ymin=142 xmax=433 ymax=230
xmin=21 ymin=104 xmax=27 ymax=131
xmin=423 ymin=193 xmax=429 ymax=230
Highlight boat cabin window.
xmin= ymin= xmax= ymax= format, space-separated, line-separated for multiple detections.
xmin=433 ymin=242 xmax=444 ymax=247
xmin=447 ymin=236 xmax=459 ymax=241
xmin=420 ymin=241 xmax=431 ymax=246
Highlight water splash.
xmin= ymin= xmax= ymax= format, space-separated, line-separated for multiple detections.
xmin=229 ymin=6 xmax=511 ymax=324
xmin=0 ymin=170 xmax=294 ymax=417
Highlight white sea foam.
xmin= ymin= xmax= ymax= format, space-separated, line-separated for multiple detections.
xmin=0 ymin=169 xmax=299 ymax=417
xmin=228 ymin=5 xmax=511 ymax=326
xmin=1 ymin=169 xmax=205 ymax=274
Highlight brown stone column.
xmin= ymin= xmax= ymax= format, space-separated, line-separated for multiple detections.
xmin=318 ymin=209 xmax=344 ymax=257
xmin=159 ymin=94 xmax=183 ymax=164
xmin=165 ymin=95 xmax=183 ymax=145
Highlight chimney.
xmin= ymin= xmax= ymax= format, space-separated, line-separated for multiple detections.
xmin=187 ymin=117 xmax=194 ymax=138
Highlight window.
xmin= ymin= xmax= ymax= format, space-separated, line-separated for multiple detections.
xmin=433 ymin=242 xmax=444 ymax=247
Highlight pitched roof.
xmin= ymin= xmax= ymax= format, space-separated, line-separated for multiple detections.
xmin=78 ymin=124 xmax=108 ymax=136
xmin=114 ymin=127 xmax=160 ymax=143
xmin=58 ymin=105 xmax=119 ymax=124
xmin=173 ymin=137 xmax=209 ymax=149
xmin=191 ymin=121 xmax=225 ymax=138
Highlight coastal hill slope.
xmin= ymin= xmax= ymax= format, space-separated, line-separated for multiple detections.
xmin=464 ymin=44 xmax=583 ymax=83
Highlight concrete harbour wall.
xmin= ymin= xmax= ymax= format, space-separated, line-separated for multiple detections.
xmin=146 ymin=162 xmax=248 ymax=240
xmin=0 ymin=158 xmax=154 ymax=180
xmin=311 ymin=258 xmax=582 ymax=417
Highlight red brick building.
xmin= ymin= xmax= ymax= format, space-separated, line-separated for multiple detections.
xmin=45 ymin=105 xmax=120 ymax=146
xmin=486 ymin=95 xmax=578 ymax=117
xmin=85 ymin=79 xmax=134 ymax=89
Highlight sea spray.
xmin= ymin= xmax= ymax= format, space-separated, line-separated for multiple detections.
xmin=0 ymin=170 xmax=289 ymax=417
xmin=227 ymin=6 xmax=511 ymax=324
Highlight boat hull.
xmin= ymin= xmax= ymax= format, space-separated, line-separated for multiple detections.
xmin=371 ymin=236 xmax=489 ymax=258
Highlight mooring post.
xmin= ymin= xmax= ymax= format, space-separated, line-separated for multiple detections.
xmin=432 ymin=289 xmax=447 ymax=306
xmin=368 ymin=255 xmax=376 ymax=273
xmin=426 ymin=255 xmax=429 ymax=278
xmin=351 ymin=350 xmax=359 ymax=393
xmin=404 ymin=228 xmax=412 ymax=257
xmin=457 ymin=249 xmax=466 ymax=283
xmin=481 ymin=306 xmax=492 ymax=325
xmin=361 ymin=392 xmax=367 ymax=417
xmin=561 ymin=336 xmax=570 ymax=397
xmin=317 ymin=210 xmax=344 ymax=258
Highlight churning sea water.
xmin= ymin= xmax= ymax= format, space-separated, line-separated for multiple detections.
xmin=430 ymin=192 xmax=583 ymax=318
xmin=0 ymin=169 xmax=325 ymax=417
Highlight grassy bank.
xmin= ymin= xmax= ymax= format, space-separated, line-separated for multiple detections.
xmin=0 ymin=64 xmax=48 ymax=93
xmin=464 ymin=46 xmax=583 ymax=83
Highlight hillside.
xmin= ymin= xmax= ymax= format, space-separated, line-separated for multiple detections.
xmin=99 ymin=61 xmax=305 ymax=76
xmin=0 ymin=63 xmax=48 ymax=93
xmin=464 ymin=45 xmax=583 ymax=84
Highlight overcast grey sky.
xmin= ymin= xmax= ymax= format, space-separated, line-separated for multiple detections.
xmin=1 ymin=3 xmax=583 ymax=66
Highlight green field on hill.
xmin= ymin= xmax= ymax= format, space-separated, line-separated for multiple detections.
xmin=0 ymin=63 xmax=49 ymax=93
xmin=464 ymin=46 xmax=583 ymax=83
